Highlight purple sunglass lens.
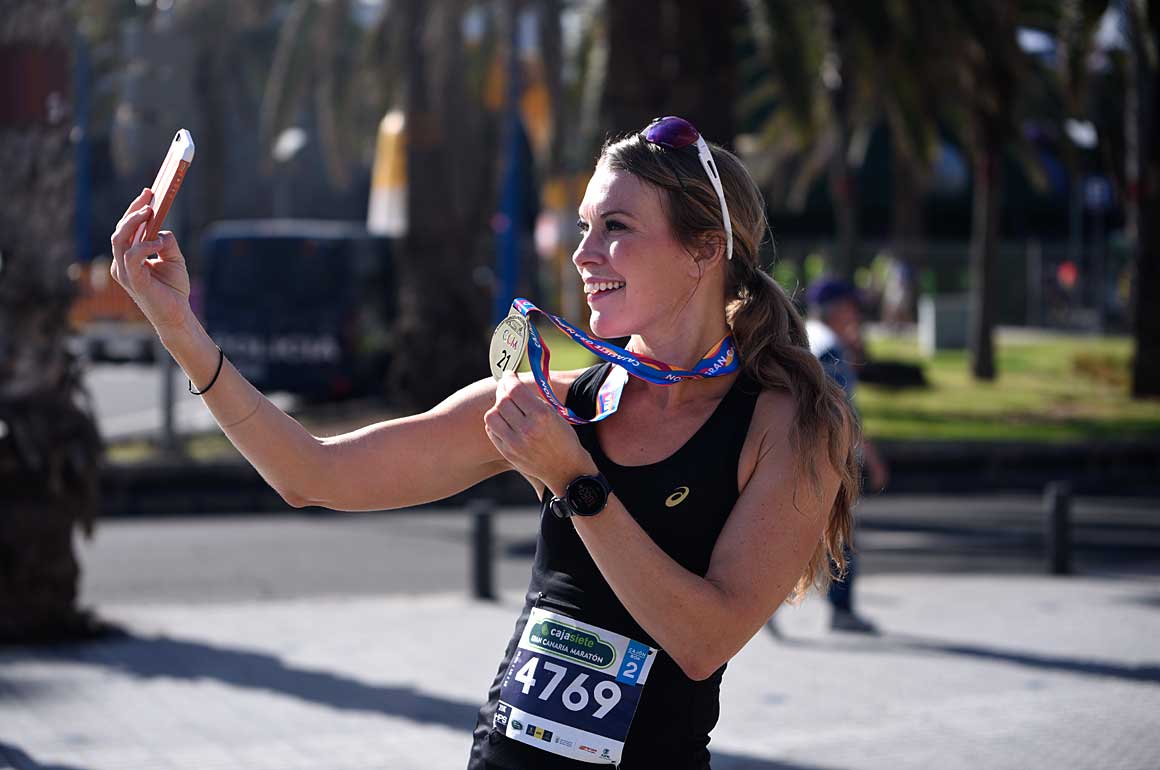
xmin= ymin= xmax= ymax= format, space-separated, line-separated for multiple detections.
xmin=643 ymin=116 xmax=700 ymax=149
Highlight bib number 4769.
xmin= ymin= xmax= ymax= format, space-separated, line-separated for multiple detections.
xmin=514 ymin=656 xmax=623 ymax=718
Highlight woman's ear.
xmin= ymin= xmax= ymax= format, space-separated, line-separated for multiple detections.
xmin=693 ymin=232 xmax=727 ymax=267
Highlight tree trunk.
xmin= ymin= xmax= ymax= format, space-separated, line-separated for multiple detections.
xmin=968 ymin=138 xmax=1001 ymax=381
xmin=828 ymin=147 xmax=859 ymax=281
xmin=391 ymin=0 xmax=496 ymax=409
xmin=0 ymin=2 xmax=105 ymax=642
xmin=889 ymin=149 xmax=924 ymax=322
xmin=825 ymin=8 xmax=858 ymax=281
xmin=1127 ymin=0 xmax=1160 ymax=397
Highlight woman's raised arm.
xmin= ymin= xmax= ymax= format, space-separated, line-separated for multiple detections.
xmin=111 ymin=191 xmax=511 ymax=511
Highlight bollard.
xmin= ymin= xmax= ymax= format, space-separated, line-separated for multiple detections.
xmin=1044 ymin=481 xmax=1072 ymax=575
xmin=470 ymin=498 xmax=496 ymax=600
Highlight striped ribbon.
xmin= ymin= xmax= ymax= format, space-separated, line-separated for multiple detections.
xmin=509 ymin=298 xmax=739 ymax=424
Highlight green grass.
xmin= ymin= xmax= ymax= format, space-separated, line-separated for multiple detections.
xmin=858 ymin=332 xmax=1160 ymax=443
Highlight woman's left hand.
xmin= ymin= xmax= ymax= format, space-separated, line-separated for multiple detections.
xmin=484 ymin=373 xmax=597 ymax=494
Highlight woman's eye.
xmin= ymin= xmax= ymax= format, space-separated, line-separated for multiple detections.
xmin=576 ymin=219 xmax=589 ymax=233
xmin=605 ymin=219 xmax=625 ymax=231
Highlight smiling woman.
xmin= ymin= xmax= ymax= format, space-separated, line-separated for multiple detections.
xmin=108 ymin=115 xmax=860 ymax=770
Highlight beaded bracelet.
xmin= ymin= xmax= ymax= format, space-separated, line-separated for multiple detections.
xmin=189 ymin=346 xmax=225 ymax=396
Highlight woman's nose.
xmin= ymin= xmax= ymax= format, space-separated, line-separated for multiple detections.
xmin=572 ymin=233 xmax=605 ymax=268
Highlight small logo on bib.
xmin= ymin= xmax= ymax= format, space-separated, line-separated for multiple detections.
xmin=528 ymin=619 xmax=617 ymax=668
xmin=664 ymin=486 xmax=691 ymax=507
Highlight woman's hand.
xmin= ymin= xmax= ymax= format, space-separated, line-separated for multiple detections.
xmin=109 ymin=188 xmax=193 ymax=332
xmin=484 ymin=373 xmax=597 ymax=494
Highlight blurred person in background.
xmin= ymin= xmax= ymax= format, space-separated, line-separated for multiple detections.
xmin=109 ymin=116 xmax=863 ymax=768
xmin=805 ymin=278 xmax=889 ymax=634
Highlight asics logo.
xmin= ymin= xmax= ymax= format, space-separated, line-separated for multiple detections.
xmin=664 ymin=486 xmax=690 ymax=507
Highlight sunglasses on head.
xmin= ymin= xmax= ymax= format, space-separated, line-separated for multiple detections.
xmin=641 ymin=116 xmax=734 ymax=261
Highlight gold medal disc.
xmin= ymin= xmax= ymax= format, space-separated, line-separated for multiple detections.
xmin=489 ymin=313 xmax=529 ymax=379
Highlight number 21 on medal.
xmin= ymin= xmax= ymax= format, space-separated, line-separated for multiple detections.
xmin=496 ymin=349 xmax=513 ymax=372
xmin=514 ymin=656 xmax=623 ymax=718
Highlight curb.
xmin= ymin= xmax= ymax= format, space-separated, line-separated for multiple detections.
xmin=876 ymin=439 xmax=1160 ymax=494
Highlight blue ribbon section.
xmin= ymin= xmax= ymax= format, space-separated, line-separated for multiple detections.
xmin=509 ymin=298 xmax=740 ymax=425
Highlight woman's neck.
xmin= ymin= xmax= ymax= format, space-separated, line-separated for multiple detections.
xmin=628 ymin=327 xmax=730 ymax=370
xmin=623 ymin=313 xmax=735 ymax=409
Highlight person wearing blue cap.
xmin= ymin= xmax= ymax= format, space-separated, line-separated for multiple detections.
xmin=802 ymin=278 xmax=889 ymax=633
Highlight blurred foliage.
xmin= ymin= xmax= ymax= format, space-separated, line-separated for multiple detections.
xmin=859 ymin=333 xmax=1160 ymax=441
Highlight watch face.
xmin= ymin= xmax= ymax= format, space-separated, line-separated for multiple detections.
xmin=567 ymin=477 xmax=608 ymax=516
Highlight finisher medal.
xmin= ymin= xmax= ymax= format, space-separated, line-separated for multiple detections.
xmin=490 ymin=310 xmax=529 ymax=379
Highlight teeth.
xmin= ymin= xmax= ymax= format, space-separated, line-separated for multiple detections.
xmin=587 ymin=281 xmax=625 ymax=294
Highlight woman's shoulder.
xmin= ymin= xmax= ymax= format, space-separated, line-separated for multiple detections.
xmin=731 ymin=378 xmax=797 ymax=464
xmin=744 ymin=378 xmax=851 ymax=467
xmin=750 ymin=385 xmax=795 ymax=436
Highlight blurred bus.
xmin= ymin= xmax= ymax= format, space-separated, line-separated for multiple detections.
xmin=199 ymin=220 xmax=397 ymax=400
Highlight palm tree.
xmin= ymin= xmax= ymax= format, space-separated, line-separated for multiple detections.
xmin=746 ymin=0 xmax=907 ymax=282
xmin=0 ymin=0 xmax=104 ymax=641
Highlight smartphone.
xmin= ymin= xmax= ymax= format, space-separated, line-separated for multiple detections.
xmin=134 ymin=129 xmax=195 ymax=245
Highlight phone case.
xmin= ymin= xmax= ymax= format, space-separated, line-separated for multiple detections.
xmin=135 ymin=129 xmax=195 ymax=245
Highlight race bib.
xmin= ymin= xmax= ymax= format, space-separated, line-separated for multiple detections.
xmin=493 ymin=607 xmax=657 ymax=765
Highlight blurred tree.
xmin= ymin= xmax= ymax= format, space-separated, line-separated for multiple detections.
xmin=745 ymin=0 xmax=908 ymax=281
xmin=924 ymin=1 xmax=1051 ymax=380
xmin=0 ymin=0 xmax=104 ymax=641
xmin=134 ymin=0 xmax=505 ymax=406
xmin=601 ymin=0 xmax=740 ymax=141
xmin=390 ymin=0 xmax=502 ymax=407
xmin=745 ymin=0 xmax=863 ymax=280
xmin=83 ymin=0 xmax=286 ymax=252
xmin=260 ymin=0 xmax=397 ymax=191
xmin=954 ymin=1 xmax=1023 ymax=380
xmin=1123 ymin=0 xmax=1160 ymax=396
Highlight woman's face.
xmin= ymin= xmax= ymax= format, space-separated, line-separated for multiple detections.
xmin=573 ymin=162 xmax=702 ymax=339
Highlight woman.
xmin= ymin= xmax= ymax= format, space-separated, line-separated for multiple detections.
xmin=110 ymin=116 xmax=860 ymax=768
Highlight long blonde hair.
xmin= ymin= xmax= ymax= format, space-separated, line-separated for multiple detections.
xmin=600 ymin=132 xmax=862 ymax=601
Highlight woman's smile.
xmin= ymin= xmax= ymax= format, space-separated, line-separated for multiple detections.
xmin=585 ymin=279 xmax=626 ymax=304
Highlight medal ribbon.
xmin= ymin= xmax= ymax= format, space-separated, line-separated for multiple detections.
xmin=509 ymin=298 xmax=740 ymax=425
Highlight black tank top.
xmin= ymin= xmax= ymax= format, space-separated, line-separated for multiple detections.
xmin=468 ymin=363 xmax=761 ymax=769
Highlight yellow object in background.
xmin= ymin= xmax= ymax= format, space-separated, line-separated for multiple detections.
xmin=367 ymin=110 xmax=407 ymax=237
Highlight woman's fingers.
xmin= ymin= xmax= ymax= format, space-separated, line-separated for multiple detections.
xmin=115 ymin=236 xmax=163 ymax=291
xmin=153 ymin=231 xmax=183 ymax=262
xmin=112 ymin=205 xmax=154 ymax=254
xmin=496 ymin=391 xmax=527 ymax=425
xmin=505 ymin=376 xmax=549 ymax=414
xmin=484 ymin=408 xmax=515 ymax=450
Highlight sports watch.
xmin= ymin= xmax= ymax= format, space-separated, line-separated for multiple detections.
xmin=549 ymin=473 xmax=612 ymax=519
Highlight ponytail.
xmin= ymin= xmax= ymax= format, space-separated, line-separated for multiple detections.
xmin=729 ymin=265 xmax=861 ymax=603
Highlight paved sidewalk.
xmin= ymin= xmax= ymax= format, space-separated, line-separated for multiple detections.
xmin=3 ymin=572 xmax=1159 ymax=770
